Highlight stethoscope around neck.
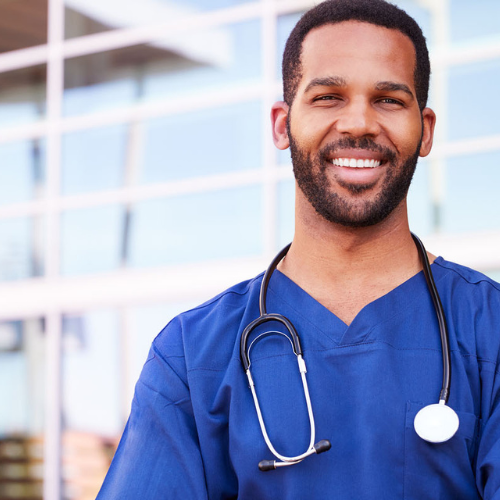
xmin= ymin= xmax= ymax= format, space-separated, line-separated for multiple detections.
xmin=240 ymin=233 xmax=459 ymax=472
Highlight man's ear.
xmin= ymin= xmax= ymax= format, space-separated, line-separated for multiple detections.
xmin=271 ymin=101 xmax=290 ymax=150
xmin=419 ymin=107 xmax=436 ymax=158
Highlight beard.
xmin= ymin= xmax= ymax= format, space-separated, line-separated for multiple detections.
xmin=289 ymin=131 xmax=421 ymax=228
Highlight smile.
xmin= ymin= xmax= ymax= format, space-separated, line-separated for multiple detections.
xmin=330 ymin=158 xmax=381 ymax=168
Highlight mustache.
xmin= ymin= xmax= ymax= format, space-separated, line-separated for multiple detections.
xmin=320 ymin=137 xmax=397 ymax=162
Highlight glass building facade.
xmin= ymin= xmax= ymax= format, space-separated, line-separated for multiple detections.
xmin=0 ymin=0 xmax=499 ymax=498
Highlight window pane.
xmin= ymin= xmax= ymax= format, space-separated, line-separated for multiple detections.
xmin=276 ymin=12 xmax=303 ymax=80
xmin=62 ymin=125 xmax=127 ymax=195
xmin=448 ymin=59 xmax=500 ymax=140
xmin=450 ymin=0 xmax=500 ymax=43
xmin=442 ymin=151 xmax=500 ymax=233
xmin=62 ymin=311 xmax=122 ymax=435
xmin=145 ymin=20 xmax=261 ymax=102
xmin=62 ymin=310 xmax=121 ymax=499
xmin=0 ymin=66 xmax=46 ymax=130
xmin=129 ymin=186 xmax=263 ymax=267
xmin=142 ymin=101 xmax=262 ymax=183
xmin=0 ymin=318 xmax=45 ymax=500
xmin=487 ymin=270 xmax=500 ymax=282
xmin=0 ymin=217 xmax=44 ymax=281
xmin=0 ymin=0 xmax=47 ymax=53
xmin=61 ymin=206 xmax=124 ymax=275
xmin=0 ymin=139 xmax=46 ymax=205
xmin=393 ymin=1 xmax=432 ymax=45
xmin=63 ymin=20 xmax=261 ymax=116
xmin=277 ymin=145 xmax=291 ymax=166
xmin=407 ymin=159 xmax=434 ymax=236
xmin=277 ymin=179 xmax=294 ymax=249
xmin=65 ymin=4 xmax=112 ymax=39
xmin=65 ymin=0 xmax=255 ymax=39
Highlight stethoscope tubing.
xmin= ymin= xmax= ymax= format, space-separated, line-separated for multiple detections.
xmin=240 ymin=241 xmax=322 ymax=467
xmin=259 ymin=243 xmax=292 ymax=317
xmin=245 ymin=353 xmax=316 ymax=463
xmin=240 ymin=233 xmax=455 ymax=468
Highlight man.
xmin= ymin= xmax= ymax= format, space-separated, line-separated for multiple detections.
xmin=97 ymin=0 xmax=500 ymax=498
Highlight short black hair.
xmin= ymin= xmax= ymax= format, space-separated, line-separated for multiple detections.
xmin=282 ymin=0 xmax=430 ymax=110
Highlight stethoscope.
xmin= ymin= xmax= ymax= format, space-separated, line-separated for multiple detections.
xmin=240 ymin=233 xmax=459 ymax=472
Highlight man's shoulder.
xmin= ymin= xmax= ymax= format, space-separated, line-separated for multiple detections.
xmin=151 ymin=272 xmax=264 ymax=362
xmin=434 ymin=256 xmax=500 ymax=294
xmin=434 ymin=256 xmax=500 ymax=352
xmin=423 ymin=257 xmax=500 ymax=366
xmin=186 ymin=272 xmax=265 ymax=316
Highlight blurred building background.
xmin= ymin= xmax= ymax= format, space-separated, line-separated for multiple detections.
xmin=0 ymin=0 xmax=499 ymax=498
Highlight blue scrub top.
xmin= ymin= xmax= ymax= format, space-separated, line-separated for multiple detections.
xmin=97 ymin=257 xmax=500 ymax=499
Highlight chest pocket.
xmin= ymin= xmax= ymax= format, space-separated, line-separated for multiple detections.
xmin=404 ymin=402 xmax=480 ymax=500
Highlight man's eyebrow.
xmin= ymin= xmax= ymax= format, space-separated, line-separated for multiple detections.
xmin=304 ymin=76 xmax=347 ymax=93
xmin=375 ymin=81 xmax=414 ymax=100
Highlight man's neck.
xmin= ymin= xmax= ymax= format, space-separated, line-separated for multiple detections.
xmin=277 ymin=205 xmax=427 ymax=325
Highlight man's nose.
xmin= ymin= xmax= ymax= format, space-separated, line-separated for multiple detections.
xmin=334 ymin=99 xmax=380 ymax=137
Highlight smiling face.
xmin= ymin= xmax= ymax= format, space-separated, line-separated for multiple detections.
xmin=272 ymin=21 xmax=435 ymax=228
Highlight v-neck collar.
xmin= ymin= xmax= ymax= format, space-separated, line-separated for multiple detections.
xmin=266 ymin=257 xmax=450 ymax=347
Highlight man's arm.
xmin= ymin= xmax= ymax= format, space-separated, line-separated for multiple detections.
xmin=96 ymin=342 xmax=208 ymax=499
xmin=476 ymin=367 xmax=500 ymax=499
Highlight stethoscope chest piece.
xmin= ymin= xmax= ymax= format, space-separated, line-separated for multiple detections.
xmin=414 ymin=403 xmax=459 ymax=443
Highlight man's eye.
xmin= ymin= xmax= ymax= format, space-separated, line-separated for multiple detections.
xmin=313 ymin=95 xmax=339 ymax=102
xmin=379 ymin=98 xmax=403 ymax=105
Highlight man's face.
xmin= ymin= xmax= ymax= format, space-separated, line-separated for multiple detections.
xmin=272 ymin=21 xmax=435 ymax=228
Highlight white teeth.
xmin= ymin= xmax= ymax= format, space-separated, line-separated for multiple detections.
xmin=331 ymin=158 xmax=381 ymax=168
